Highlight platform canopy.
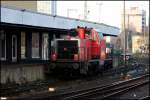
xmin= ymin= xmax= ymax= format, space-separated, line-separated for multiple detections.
xmin=1 ymin=6 xmax=120 ymax=36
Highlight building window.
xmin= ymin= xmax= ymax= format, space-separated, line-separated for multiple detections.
xmin=142 ymin=25 xmax=144 ymax=28
xmin=42 ymin=33 xmax=49 ymax=60
xmin=142 ymin=20 xmax=144 ymax=24
xmin=21 ymin=32 xmax=26 ymax=59
xmin=12 ymin=35 xmax=17 ymax=61
xmin=0 ymin=30 xmax=6 ymax=60
xmin=32 ymin=32 xmax=39 ymax=58
xmin=142 ymin=18 xmax=145 ymax=21
xmin=142 ymin=29 xmax=144 ymax=33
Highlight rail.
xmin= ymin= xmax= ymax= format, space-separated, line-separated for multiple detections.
xmin=62 ymin=74 xmax=149 ymax=99
xmin=102 ymin=80 xmax=149 ymax=99
xmin=139 ymin=96 xmax=150 ymax=100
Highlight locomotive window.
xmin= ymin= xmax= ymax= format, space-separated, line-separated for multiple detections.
xmin=85 ymin=30 xmax=91 ymax=39
xmin=98 ymin=32 xmax=104 ymax=40
xmin=85 ymin=30 xmax=91 ymax=35
xmin=69 ymin=29 xmax=78 ymax=37
xmin=93 ymin=31 xmax=97 ymax=41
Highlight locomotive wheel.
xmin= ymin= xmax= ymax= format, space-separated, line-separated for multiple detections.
xmin=69 ymin=68 xmax=80 ymax=78
xmin=88 ymin=61 xmax=100 ymax=76
xmin=87 ymin=63 xmax=94 ymax=76
xmin=94 ymin=65 xmax=99 ymax=75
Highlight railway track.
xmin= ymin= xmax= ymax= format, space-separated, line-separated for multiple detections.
xmin=9 ymin=74 xmax=149 ymax=100
xmin=99 ymin=79 xmax=149 ymax=99
xmin=51 ymin=74 xmax=149 ymax=100
xmin=139 ymin=96 xmax=150 ymax=100
xmin=1 ymin=65 xmax=148 ymax=98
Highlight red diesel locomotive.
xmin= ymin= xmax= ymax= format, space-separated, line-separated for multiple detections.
xmin=50 ymin=26 xmax=110 ymax=75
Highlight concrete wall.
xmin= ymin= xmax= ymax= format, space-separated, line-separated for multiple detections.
xmin=1 ymin=1 xmax=37 ymax=11
xmin=1 ymin=64 xmax=45 ymax=84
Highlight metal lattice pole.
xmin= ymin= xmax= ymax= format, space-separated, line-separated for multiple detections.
xmin=96 ymin=2 xmax=103 ymax=23
xmin=84 ymin=0 xmax=87 ymax=20
xmin=123 ymin=0 xmax=126 ymax=67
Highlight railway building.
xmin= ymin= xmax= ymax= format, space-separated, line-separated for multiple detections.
xmin=0 ymin=6 xmax=119 ymax=84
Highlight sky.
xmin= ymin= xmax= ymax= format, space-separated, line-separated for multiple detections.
xmin=56 ymin=1 xmax=149 ymax=28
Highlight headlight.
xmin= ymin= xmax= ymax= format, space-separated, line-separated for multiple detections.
xmin=74 ymin=54 xmax=78 ymax=61
xmin=51 ymin=53 xmax=57 ymax=61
